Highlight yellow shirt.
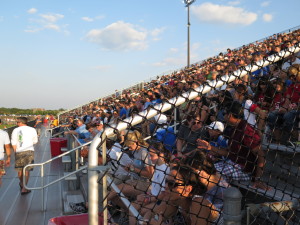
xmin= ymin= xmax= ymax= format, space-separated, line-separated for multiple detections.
xmin=52 ymin=119 xmax=58 ymax=127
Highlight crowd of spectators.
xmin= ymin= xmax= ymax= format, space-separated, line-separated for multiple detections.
xmin=62 ymin=28 xmax=300 ymax=224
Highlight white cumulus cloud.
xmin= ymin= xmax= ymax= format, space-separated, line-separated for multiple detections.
xmin=261 ymin=1 xmax=271 ymax=7
xmin=263 ymin=13 xmax=273 ymax=22
xmin=25 ymin=12 xmax=67 ymax=34
xmin=40 ymin=13 xmax=64 ymax=23
xmin=44 ymin=24 xmax=60 ymax=31
xmin=82 ymin=17 xmax=94 ymax=22
xmin=27 ymin=8 xmax=37 ymax=14
xmin=191 ymin=2 xmax=257 ymax=25
xmin=86 ymin=21 xmax=148 ymax=51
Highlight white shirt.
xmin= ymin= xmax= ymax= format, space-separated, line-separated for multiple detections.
xmin=11 ymin=126 xmax=38 ymax=152
xmin=0 ymin=130 xmax=10 ymax=160
xmin=244 ymin=99 xmax=257 ymax=127
xmin=151 ymin=164 xmax=170 ymax=196
xmin=282 ymin=58 xmax=300 ymax=71
xmin=108 ymin=143 xmax=133 ymax=177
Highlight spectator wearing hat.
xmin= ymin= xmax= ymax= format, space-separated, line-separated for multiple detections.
xmin=199 ymin=102 xmax=270 ymax=190
xmin=197 ymin=121 xmax=228 ymax=162
xmin=154 ymin=114 xmax=176 ymax=154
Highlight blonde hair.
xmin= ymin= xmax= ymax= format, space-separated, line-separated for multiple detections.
xmin=288 ymin=64 xmax=300 ymax=77
xmin=124 ymin=130 xmax=148 ymax=148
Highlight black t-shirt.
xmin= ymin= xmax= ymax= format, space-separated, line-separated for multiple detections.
xmin=177 ymin=125 xmax=205 ymax=153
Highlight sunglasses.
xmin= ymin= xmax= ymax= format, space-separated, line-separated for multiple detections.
xmin=165 ymin=179 xmax=185 ymax=189
xmin=192 ymin=121 xmax=202 ymax=125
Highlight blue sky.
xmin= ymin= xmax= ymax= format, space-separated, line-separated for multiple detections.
xmin=1 ymin=0 xmax=299 ymax=110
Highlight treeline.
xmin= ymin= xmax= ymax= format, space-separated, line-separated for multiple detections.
xmin=0 ymin=107 xmax=64 ymax=116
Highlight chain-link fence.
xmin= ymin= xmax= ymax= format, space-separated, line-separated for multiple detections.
xmin=79 ymin=29 xmax=300 ymax=225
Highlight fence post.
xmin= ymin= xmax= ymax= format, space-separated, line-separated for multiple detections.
xmin=223 ymin=187 xmax=242 ymax=225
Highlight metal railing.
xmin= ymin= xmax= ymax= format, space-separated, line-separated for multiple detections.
xmin=87 ymin=44 xmax=300 ymax=225
xmin=23 ymin=130 xmax=92 ymax=211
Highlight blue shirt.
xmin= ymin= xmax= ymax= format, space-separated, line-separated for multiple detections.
xmin=119 ymin=107 xmax=127 ymax=118
xmin=156 ymin=127 xmax=176 ymax=153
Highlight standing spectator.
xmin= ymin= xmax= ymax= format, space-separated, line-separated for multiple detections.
xmin=34 ymin=115 xmax=43 ymax=137
xmin=11 ymin=117 xmax=38 ymax=194
xmin=0 ymin=119 xmax=11 ymax=186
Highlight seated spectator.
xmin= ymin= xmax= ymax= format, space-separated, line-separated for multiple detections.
xmin=106 ymin=138 xmax=133 ymax=185
xmin=107 ymin=130 xmax=153 ymax=209
xmin=154 ymin=114 xmax=176 ymax=154
xmin=205 ymin=102 xmax=270 ymax=190
xmin=267 ymin=64 xmax=300 ymax=144
xmin=65 ymin=119 xmax=89 ymax=144
xmin=199 ymin=121 xmax=227 ymax=162
xmin=146 ymin=164 xmax=219 ymax=224
xmin=176 ymin=113 xmax=205 ymax=156
xmin=183 ymin=150 xmax=229 ymax=212
xmin=282 ymin=55 xmax=300 ymax=72
xmin=129 ymin=142 xmax=170 ymax=224
xmin=109 ymin=111 xmax=119 ymax=125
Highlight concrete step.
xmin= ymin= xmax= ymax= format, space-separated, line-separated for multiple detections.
xmin=61 ymin=147 xmax=68 ymax=152
xmin=62 ymin=155 xmax=71 ymax=163
xmin=63 ymin=191 xmax=85 ymax=215
xmin=64 ymin=172 xmax=77 ymax=181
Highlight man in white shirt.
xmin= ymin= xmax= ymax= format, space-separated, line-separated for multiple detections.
xmin=11 ymin=117 xmax=38 ymax=195
xmin=282 ymin=55 xmax=300 ymax=72
xmin=0 ymin=119 xmax=11 ymax=186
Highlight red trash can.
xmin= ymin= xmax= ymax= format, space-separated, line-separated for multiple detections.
xmin=50 ymin=138 xmax=67 ymax=157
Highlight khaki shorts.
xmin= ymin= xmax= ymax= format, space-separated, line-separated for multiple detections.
xmin=15 ymin=151 xmax=34 ymax=172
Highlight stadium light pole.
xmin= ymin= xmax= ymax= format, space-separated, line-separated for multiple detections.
xmin=183 ymin=0 xmax=196 ymax=68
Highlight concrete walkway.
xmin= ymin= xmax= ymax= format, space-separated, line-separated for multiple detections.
xmin=0 ymin=127 xmax=64 ymax=225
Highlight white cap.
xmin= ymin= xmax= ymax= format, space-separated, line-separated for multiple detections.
xmin=155 ymin=114 xmax=167 ymax=125
xmin=207 ymin=121 xmax=224 ymax=132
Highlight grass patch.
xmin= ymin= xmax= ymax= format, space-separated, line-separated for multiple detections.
xmin=0 ymin=124 xmax=14 ymax=129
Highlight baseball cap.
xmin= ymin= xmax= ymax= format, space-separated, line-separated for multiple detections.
xmin=206 ymin=121 xmax=224 ymax=132
xmin=154 ymin=114 xmax=167 ymax=125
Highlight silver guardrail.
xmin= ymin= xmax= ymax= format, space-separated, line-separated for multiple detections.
xmin=23 ymin=129 xmax=92 ymax=211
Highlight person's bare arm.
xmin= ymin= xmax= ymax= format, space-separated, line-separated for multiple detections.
xmin=5 ymin=144 xmax=11 ymax=167
xmin=197 ymin=139 xmax=229 ymax=157
xmin=250 ymin=145 xmax=271 ymax=190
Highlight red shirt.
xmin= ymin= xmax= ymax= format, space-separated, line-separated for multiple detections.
xmin=272 ymin=93 xmax=286 ymax=110
xmin=286 ymin=83 xmax=300 ymax=104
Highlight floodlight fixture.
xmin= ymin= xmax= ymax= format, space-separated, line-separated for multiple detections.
xmin=183 ymin=0 xmax=196 ymax=7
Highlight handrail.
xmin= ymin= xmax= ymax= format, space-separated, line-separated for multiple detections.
xmin=88 ymin=44 xmax=300 ymax=225
xmin=23 ymin=132 xmax=92 ymax=211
